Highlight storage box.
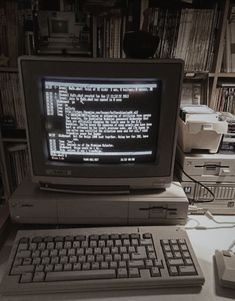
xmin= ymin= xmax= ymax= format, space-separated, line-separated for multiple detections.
xmin=178 ymin=106 xmax=228 ymax=153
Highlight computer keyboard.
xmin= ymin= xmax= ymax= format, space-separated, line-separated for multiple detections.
xmin=0 ymin=226 xmax=204 ymax=295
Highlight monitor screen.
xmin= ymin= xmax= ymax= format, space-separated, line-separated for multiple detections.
xmin=43 ymin=78 xmax=160 ymax=164
xmin=19 ymin=57 xmax=183 ymax=192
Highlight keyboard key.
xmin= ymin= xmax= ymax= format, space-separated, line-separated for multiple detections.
xmin=41 ymin=250 xmax=49 ymax=257
xmin=100 ymin=262 xmax=109 ymax=269
xmin=131 ymin=246 xmax=147 ymax=260
xmin=75 ymin=235 xmax=86 ymax=241
xmin=11 ymin=265 xmax=34 ymax=275
xmin=54 ymin=264 xmax=63 ymax=272
xmin=45 ymin=264 xmax=53 ymax=272
xmin=33 ymin=272 xmax=45 ymax=282
xmin=32 ymin=237 xmax=42 ymax=243
xmin=89 ymin=235 xmax=99 ymax=241
xmin=65 ymin=236 xmax=74 ymax=242
xmin=145 ymin=259 xmax=153 ymax=268
xmin=110 ymin=234 xmax=119 ymax=240
xmin=163 ymin=245 xmax=171 ymax=252
xmin=174 ymin=252 xmax=182 ymax=259
xmin=110 ymin=261 xmax=117 ymax=269
xmin=130 ymin=234 xmax=140 ymax=239
xmin=13 ymin=258 xmax=23 ymax=266
xmin=120 ymin=234 xmax=129 ymax=239
xmin=140 ymin=239 xmax=152 ymax=246
xmin=46 ymin=270 xmax=116 ymax=281
xmin=50 ymin=249 xmax=58 ymax=257
xmin=60 ymin=256 xmax=68 ymax=264
xmin=119 ymin=261 xmax=126 ymax=268
xmin=51 ymin=257 xmax=59 ymax=265
xmin=17 ymin=250 xmax=31 ymax=258
xmin=128 ymin=260 xmax=145 ymax=269
xmin=44 ymin=237 xmax=53 ymax=243
xmin=38 ymin=243 xmax=46 ymax=250
xmin=148 ymin=252 xmax=156 ymax=259
xmin=32 ymin=257 xmax=41 ymax=265
xmin=172 ymin=245 xmax=180 ymax=251
xmin=182 ymin=252 xmax=191 ymax=259
xmin=32 ymin=250 xmax=40 ymax=258
xmin=168 ymin=259 xmax=184 ymax=266
xmin=64 ymin=263 xmax=72 ymax=271
xmin=129 ymin=268 xmax=140 ymax=278
xmin=180 ymin=244 xmax=188 ymax=251
xmin=185 ymin=259 xmax=193 ymax=265
xmin=169 ymin=266 xmax=178 ymax=276
xmin=29 ymin=243 xmax=37 ymax=251
xmin=69 ymin=256 xmax=77 ymax=264
xmin=91 ymin=262 xmax=100 ymax=270
xmin=151 ymin=267 xmax=160 ymax=277
xmin=35 ymin=264 xmax=44 ymax=272
xmin=122 ymin=253 xmax=130 ymax=261
xmin=123 ymin=239 xmax=130 ymax=246
xmin=20 ymin=272 xmax=33 ymax=283
xmin=73 ymin=263 xmax=81 ymax=271
xmin=68 ymin=249 xmax=76 ymax=256
xmin=42 ymin=257 xmax=50 ymax=265
xmin=143 ymin=233 xmax=152 ymax=239
xmin=23 ymin=258 xmax=32 ymax=265
xmin=153 ymin=259 xmax=164 ymax=268
xmin=73 ymin=241 xmax=80 ymax=248
xmin=179 ymin=266 xmax=197 ymax=276
xmin=18 ymin=243 xmax=28 ymax=251
xmin=117 ymin=268 xmax=128 ymax=278
xmin=54 ymin=236 xmax=64 ymax=242
xmin=19 ymin=237 xmax=29 ymax=244
xmin=165 ymin=252 xmax=173 ymax=259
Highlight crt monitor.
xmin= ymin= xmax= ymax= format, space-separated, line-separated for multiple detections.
xmin=19 ymin=57 xmax=183 ymax=192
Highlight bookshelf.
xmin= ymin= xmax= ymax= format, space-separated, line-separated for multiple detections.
xmin=0 ymin=0 xmax=235 ymax=207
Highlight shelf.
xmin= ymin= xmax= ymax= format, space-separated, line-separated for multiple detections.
xmin=0 ymin=203 xmax=10 ymax=248
xmin=217 ymin=73 xmax=235 ymax=78
xmin=1 ymin=129 xmax=26 ymax=140
xmin=0 ymin=67 xmax=18 ymax=73
xmin=2 ymin=138 xmax=27 ymax=143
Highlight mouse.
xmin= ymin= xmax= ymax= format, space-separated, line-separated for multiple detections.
xmin=214 ymin=249 xmax=235 ymax=289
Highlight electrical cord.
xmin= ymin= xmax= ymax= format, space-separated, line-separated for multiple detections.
xmin=205 ymin=210 xmax=235 ymax=224
xmin=185 ymin=210 xmax=235 ymax=230
xmin=175 ymin=160 xmax=215 ymax=203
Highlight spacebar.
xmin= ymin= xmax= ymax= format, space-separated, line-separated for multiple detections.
xmin=46 ymin=270 xmax=116 ymax=281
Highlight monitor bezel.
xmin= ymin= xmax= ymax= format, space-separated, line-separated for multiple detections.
xmin=19 ymin=57 xmax=184 ymax=190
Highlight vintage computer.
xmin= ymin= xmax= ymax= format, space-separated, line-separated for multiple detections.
xmin=0 ymin=57 xmax=204 ymax=295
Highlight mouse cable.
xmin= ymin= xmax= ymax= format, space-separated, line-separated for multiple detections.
xmin=205 ymin=210 xmax=235 ymax=225
xmin=175 ymin=160 xmax=215 ymax=203
xmin=185 ymin=211 xmax=235 ymax=230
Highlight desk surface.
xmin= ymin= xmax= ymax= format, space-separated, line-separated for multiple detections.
xmin=0 ymin=215 xmax=235 ymax=301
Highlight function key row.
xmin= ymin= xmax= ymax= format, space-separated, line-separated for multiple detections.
xmin=19 ymin=233 xmax=152 ymax=244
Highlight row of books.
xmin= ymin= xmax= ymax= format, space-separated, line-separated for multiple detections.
xmin=96 ymin=12 xmax=124 ymax=59
xmin=0 ymin=1 xmax=32 ymax=67
xmin=0 ymin=176 xmax=4 ymax=204
xmin=0 ymin=72 xmax=25 ymax=129
xmin=0 ymin=0 xmax=224 ymax=72
xmin=7 ymin=143 xmax=29 ymax=192
xmin=222 ymin=6 xmax=235 ymax=72
xmin=213 ymin=87 xmax=235 ymax=114
xmin=143 ymin=7 xmax=220 ymax=71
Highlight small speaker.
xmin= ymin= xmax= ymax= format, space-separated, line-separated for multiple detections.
xmin=123 ymin=31 xmax=159 ymax=59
